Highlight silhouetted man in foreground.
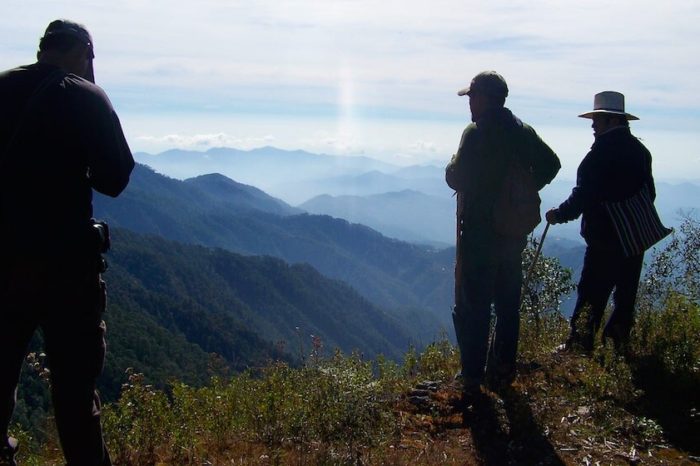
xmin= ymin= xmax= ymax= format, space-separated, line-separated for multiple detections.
xmin=0 ymin=20 xmax=134 ymax=465
xmin=446 ymin=71 xmax=560 ymax=399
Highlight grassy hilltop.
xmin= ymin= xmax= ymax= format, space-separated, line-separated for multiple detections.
xmin=11 ymin=218 xmax=699 ymax=465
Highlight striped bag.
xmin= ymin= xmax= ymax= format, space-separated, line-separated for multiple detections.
xmin=603 ymin=184 xmax=672 ymax=257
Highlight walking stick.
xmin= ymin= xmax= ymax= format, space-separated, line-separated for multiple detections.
xmin=454 ymin=192 xmax=466 ymax=312
xmin=520 ymin=222 xmax=550 ymax=313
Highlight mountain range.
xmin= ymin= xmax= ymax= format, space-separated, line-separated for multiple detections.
xmin=94 ymin=164 xmax=455 ymax=340
xmin=135 ymin=146 xmax=397 ymax=203
xmin=91 ymin=147 xmax=698 ymax=382
xmin=136 ymin=146 xmax=699 ymax=246
xmin=104 ymin=227 xmax=411 ymax=371
xmin=300 ymin=189 xmax=455 ymax=247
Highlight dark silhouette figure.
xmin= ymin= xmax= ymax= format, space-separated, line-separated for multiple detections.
xmin=546 ymin=91 xmax=658 ymax=354
xmin=0 ymin=20 xmax=134 ymax=465
xmin=446 ymin=71 xmax=560 ymax=397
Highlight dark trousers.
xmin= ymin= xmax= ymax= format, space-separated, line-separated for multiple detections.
xmin=568 ymin=246 xmax=644 ymax=351
xmin=0 ymin=258 xmax=111 ymax=466
xmin=453 ymin=234 xmax=526 ymax=384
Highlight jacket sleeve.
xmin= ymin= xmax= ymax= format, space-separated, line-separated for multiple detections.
xmin=555 ymin=154 xmax=601 ymax=222
xmin=525 ymin=126 xmax=561 ymax=191
xmin=445 ymin=126 xmax=474 ymax=192
xmin=75 ymin=82 xmax=135 ymax=197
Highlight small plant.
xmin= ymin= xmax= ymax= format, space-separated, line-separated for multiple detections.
xmin=402 ymin=344 xmax=418 ymax=379
xmin=588 ymin=342 xmax=639 ymax=404
xmin=519 ymin=237 xmax=576 ymax=358
xmin=102 ymin=369 xmax=175 ymax=464
xmin=415 ymin=335 xmax=460 ymax=382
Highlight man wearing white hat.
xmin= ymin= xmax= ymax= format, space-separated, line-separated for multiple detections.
xmin=546 ymin=91 xmax=656 ymax=354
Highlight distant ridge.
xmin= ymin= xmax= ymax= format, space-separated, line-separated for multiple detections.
xmin=300 ymin=189 xmax=454 ymax=246
xmin=184 ymin=172 xmax=302 ymax=216
xmin=135 ymin=146 xmax=397 ymax=189
xmin=94 ymin=164 xmax=455 ymax=340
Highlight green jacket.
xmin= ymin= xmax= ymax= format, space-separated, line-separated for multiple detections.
xmin=445 ymin=107 xmax=560 ymax=235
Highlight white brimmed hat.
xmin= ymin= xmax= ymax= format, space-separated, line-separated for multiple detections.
xmin=578 ymin=91 xmax=639 ymax=120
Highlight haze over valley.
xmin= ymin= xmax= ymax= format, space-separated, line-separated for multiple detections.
xmin=135 ymin=146 xmax=700 ymax=247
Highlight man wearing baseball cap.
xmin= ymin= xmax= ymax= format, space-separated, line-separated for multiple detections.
xmin=0 ymin=20 xmax=133 ymax=465
xmin=446 ymin=71 xmax=560 ymax=401
xmin=546 ymin=91 xmax=656 ymax=355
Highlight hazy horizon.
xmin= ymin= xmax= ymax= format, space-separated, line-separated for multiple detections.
xmin=135 ymin=143 xmax=700 ymax=186
xmin=2 ymin=1 xmax=698 ymax=181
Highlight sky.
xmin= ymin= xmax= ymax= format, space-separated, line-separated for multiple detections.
xmin=2 ymin=0 xmax=699 ymax=181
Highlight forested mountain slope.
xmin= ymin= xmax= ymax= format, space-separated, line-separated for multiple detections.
xmin=94 ymin=164 xmax=454 ymax=336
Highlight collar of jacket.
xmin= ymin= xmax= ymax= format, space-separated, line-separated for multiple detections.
xmin=592 ymin=126 xmax=631 ymax=148
xmin=474 ymin=107 xmax=522 ymax=130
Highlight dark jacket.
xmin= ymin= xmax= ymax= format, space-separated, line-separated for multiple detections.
xmin=0 ymin=62 xmax=134 ymax=258
xmin=555 ymin=126 xmax=654 ymax=251
xmin=445 ymin=107 xmax=560 ymax=237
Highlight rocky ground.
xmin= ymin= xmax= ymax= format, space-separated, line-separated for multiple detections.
xmin=388 ymin=351 xmax=699 ymax=465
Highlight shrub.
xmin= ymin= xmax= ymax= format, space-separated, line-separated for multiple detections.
xmin=102 ymin=370 xmax=175 ymax=464
xmin=415 ymin=335 xmax=460 ymax=382
xmin=519 ymin=236 xmax=576 ymax=358
xmin=632 ymin=294 xmax=700 ymax=385
xmin=100 ymin=351 xmax=404 ymax=465
xmin=633 ymin=215 xmax=700 ymax=388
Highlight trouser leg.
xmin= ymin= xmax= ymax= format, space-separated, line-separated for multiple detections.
xmin=603 ymin=253 xmax=644 ymax=350
xmin=569 ymin=247 xmax=615 ymax=351
xmin=489 ymin=241 xmax=523 ymax=377
xmin=454 ymin=246 xmax=496 ymax=385
xmin=0 ymin=319 xmax=35 ymax=447
xmin=0 ymin=265 xmax=40 ymax=454
xmin=453 ymin=285 xmax=492 ymax=384
xmin=43 ymin=272 xmax=111 ymax=466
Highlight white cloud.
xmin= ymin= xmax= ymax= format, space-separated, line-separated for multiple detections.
xmin=298 ymin=134 xmax=366 ymax=155
xmin=8 ymin=1 xmax=696 ymax=109
xmin=5 ymin=1 xmax=697 ymax=117
xmin=407 ymin=140 xmax=439 ymax=154
xmin=136 ymin=133 xmax=275 ymax=150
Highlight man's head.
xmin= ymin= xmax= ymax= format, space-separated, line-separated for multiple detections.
xmin=579 ymin=91 xmax=637 ymax=137
xmin=458 ymin=71 xmax=508 ymax=121
xmin=37 ymin=19 xmax=95 ymax=82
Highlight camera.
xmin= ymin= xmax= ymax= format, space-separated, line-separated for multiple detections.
xmin=91 ymin=220 xmax=110 ymax=253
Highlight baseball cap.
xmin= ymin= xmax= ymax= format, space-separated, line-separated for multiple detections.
xmin=42 ymin=19 xmax=93 ymax=48
xmin=458 ymin=71 xmax=508 ymax=98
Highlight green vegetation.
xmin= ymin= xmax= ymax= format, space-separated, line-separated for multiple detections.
xmin=94 ymin=164 xmax=456 ymax=334
xmin=9 ymin=218 xmax=699 ymax=465
xmin=519 ymin=234 xmax=577 ymax=359
xmin=103 ymin=357 xmax=398 ymax=465
xmin=11 ymin=301 xmax=698 ymax=464
xmin=9 ymin=227 xmax=413 ymax=448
